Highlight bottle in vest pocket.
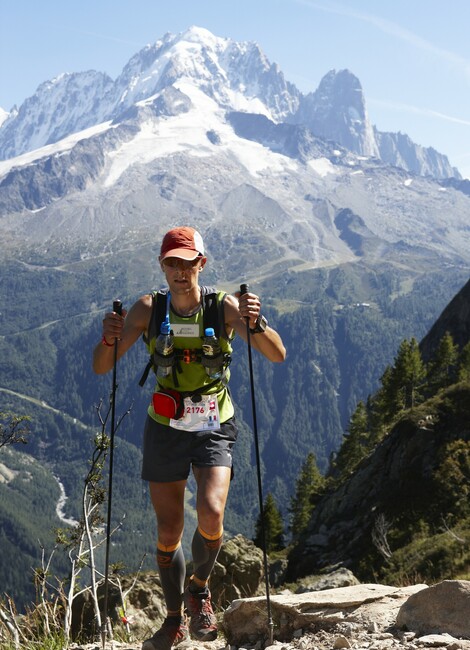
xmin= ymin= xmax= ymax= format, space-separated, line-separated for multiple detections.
xmin=202 ymin=327 xmax=223 ymax=379
xmin=155 ymin=318 xmax=174 ymax=378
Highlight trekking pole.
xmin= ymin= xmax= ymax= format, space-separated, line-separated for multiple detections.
xmin=101 ymin=299 xmax=122 ymax=650
xmin=239 ymin=284 xmax=274 ymax=646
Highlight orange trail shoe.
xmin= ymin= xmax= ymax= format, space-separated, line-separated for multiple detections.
xmin=141 ymin=615 xmax=189 ymax=650
xmin=183 ymin=586 xmax=218 ymax=641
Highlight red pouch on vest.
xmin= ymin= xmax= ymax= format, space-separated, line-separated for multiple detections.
xmin=152 ymin=389 xmax=185 ymax=420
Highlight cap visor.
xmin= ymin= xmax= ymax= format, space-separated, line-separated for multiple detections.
xmin=160 ymin=248 xmax=201 ymax=261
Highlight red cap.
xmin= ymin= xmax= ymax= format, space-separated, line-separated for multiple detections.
xmin=159 ymin=227 xmax=205 ymax=261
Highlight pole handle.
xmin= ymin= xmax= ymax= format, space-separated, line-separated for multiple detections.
xmin=113 ymin=300 xmax=123 ymax=316
xmin=239 ymin=283 xmax=249 ymax=296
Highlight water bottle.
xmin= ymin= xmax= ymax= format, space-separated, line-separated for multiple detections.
xmin=202 ymin=327 xmax=223 ymax=379
xmin=155 ymin=318 xmax=174 ymax=378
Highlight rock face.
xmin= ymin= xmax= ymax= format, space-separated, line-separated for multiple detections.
xmin=295 ymin=69 xmax=379 ymax=158
xmin=286 ymin=383 xmax=470 ymax=581
xmin=419 ymin=276 xmax=470 ymax=361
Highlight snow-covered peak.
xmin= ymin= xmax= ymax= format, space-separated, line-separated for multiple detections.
xmin=179 ymin=25 xmax=226 ymax=47
xmin=111 ymin=26 xmax=298 ymax=121
xmin=0 ymin=107 xmax=9 ymax=128
xmin=0 ymin=27 xmax=458 ymax=178
xmin=0 ymin=25 xmax=303 ymax=161
xmin=0 ymin=70 xmax=113 ymax=159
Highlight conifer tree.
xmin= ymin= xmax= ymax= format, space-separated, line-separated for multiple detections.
xmin=458 ymin=340 xmax=470 ymax=381
xmin=373 ymin=338 xmax=426 ymax=420
xmin=393 ymin=337 xmax=426 ymax=409
xmin=254 ymin=493 xmax=285 ymax=553
xmin=332 ymin=401 xmax=370 ymax=480
xmin=427 ymin=331 xmax=459 ymax=391
xmin=289 ymin=452 xmax=325 ymax=541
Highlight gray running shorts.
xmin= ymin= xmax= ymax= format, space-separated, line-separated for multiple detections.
xmin=141 ymin=415 xmax=238 ymax=482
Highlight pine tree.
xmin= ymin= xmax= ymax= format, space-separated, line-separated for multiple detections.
xmin=393 ymin=337 xmax=426 ymax=409
xmin=253 ymin=493 xmax=285 ymax=553
xmin=458 ymin=341 xmax=470 ymax=381
xmin=427 ymin=331 xmax=459 ymax=391
xmin=373 ymin=338 xmax=426 ymax=420
xmin=289 ymin=452 xmax=325 ymax=541
xmin=332 ymin=401 xmax=370 ymax=480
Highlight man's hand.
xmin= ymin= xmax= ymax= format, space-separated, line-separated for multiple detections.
xmin=235 ymin=290 xmax=261 ymax=331
xmin=102 ymin=307 xmax=127 ymax=345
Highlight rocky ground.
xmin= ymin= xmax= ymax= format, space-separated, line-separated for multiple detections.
xmin=70 ymin=581 xmax=470 ymax=650
xmin=70 ymin=628 xmax=470 ymax=650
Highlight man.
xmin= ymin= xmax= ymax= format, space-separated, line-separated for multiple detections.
xmin=93 ymin=226 xmax=286 ymax=650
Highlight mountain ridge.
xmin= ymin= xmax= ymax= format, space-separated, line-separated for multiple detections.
xmin=0 ymin=25 xmax=459 ymax=179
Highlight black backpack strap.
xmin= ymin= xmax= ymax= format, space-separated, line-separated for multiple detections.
xmin=139 ymin=289 xmax=168 ymax=387
xmin=144 ymin=289 xmax=168 ymax=344
xmin=201 ymin=286 xmax=227 ymax=339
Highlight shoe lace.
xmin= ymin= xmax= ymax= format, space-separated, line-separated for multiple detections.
xmin=194 ymin=596 xmax=215 ymax=626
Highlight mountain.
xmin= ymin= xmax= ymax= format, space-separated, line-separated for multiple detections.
xmin=0 ymin=107 xmax=8 ymax=127
xmin=0 ymin=27 xmax=459 ymax=180
xmin=420 ymin=277 xmax=470 ymax=362
xmin=293 ymin=68 xmax=379 ymax=157
xmin=0 ymin=25 xmax=469 ymax=607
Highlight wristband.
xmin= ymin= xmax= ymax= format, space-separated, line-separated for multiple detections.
xmin=102 ymin=335 xmax=114 ymax=347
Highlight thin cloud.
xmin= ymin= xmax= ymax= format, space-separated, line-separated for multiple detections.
xmin=369 ymin=99 xmax=470 ymax=128
xmin=292 ymin=0 xmax=470 ymax=78
xmin=63 ymin=26 xmax=143 ymax=48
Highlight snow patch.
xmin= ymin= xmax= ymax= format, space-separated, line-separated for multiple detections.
xmin=0 ymin=107 xmax=9 ymax=127
xmin=308 ymin=157 xmax=337 ymax=178
xmin=103 ymin=83 xmax=296 ymax=186
xmin=0 ymin=122 xmax=113 ymax=180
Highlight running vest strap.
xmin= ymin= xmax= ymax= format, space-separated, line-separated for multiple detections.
xmin=139 ymin=287 xmax=229 ymax=388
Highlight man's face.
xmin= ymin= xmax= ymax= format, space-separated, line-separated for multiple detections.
xmin=160 ymin=256 xmax=206 ymax=293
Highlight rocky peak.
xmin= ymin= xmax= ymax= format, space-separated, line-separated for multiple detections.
xmin=0 ymin=70 xmax=113 ymax=159
xmin=294 ymin=69 xmax=379 ymax=157
xmin=376 ymin=128 xmax=460 ymax=178
xmin=0 ymin=28 xmax=460 ymax=179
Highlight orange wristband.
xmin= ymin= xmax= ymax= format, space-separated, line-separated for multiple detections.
xmin=102 ymin=335 xmax=114 ymax=347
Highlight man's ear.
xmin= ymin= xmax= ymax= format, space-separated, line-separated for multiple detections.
xmin=199 ymin=256 xmax=207 ymax=270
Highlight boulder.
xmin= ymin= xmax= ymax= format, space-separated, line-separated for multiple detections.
xmin=223 ymin=582 xmax=426 ymax=645
xmin=210 ymin=534 xmax=265 ymax=606
xmin=396 ymin=580 xmax=470 ymax=637
xmin=295 ymin=568 xmax=360 ymax=593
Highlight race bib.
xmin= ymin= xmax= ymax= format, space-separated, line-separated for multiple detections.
xmin=170 ymin=394 xmax=220 ymax=432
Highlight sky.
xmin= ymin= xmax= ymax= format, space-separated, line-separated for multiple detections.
xmin=1 ymin=0 xmax=470 ymax=178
